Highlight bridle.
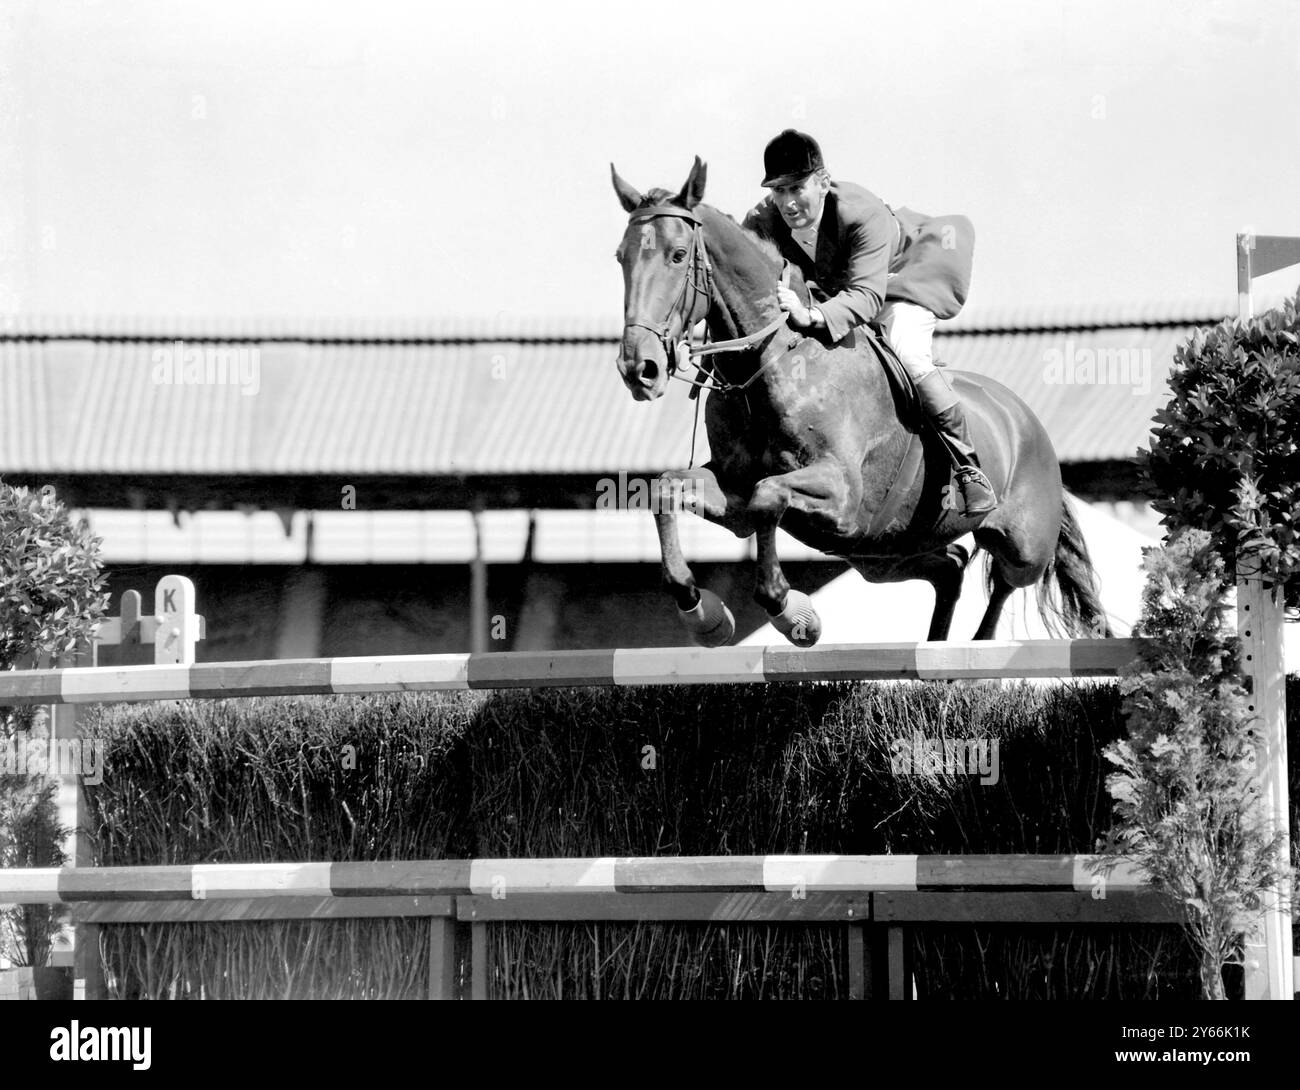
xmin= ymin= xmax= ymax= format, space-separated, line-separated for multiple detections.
xmin=624 ymin=204 xmax=714 ymax=383
xmin=623 ymin=204 xmax=790 ymax=396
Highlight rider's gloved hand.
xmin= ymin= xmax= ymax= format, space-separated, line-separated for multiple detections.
xmin=777 ymin=283 xmax=812 ymax=327
xmin=776 ymin=267 xmax=813 ymax=327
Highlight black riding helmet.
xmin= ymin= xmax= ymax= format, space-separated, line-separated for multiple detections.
xmin=761 ymin=129 xmax=825 ymax=187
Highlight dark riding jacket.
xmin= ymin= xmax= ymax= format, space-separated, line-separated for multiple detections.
xmin=742 ymin=181 xmax=974 ymax=343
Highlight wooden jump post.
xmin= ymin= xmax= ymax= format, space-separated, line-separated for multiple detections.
xmin=48 ymin=576 xmax=204 ymax=998
xmin=1235 ymin=231 xmax=1300 ymax=1002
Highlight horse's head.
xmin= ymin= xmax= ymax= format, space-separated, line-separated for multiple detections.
xmin=610 ymin=157 xmax=713 ymax=401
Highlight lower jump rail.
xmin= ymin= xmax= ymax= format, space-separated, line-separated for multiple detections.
xmin=0 ymin=854 xmax=1149 ymax=903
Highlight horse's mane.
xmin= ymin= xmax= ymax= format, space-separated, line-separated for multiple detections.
xmin=638 ymin=188 xmax=782 ymax=263
xmin=740 ymin=225 xmax=784 ymax=266
xmin=637 ymin=188 xmax=805 ymax=296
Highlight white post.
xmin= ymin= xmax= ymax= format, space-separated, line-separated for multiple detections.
xmin=153 ymin=574 xmax=200 ymax=665
xmin=1236 ymin=572 xmax=1294 ymax=1000
xmin=1234 ymin=238 xmax=1297 ymax=999
xmin=69 ymin=576 xmax=203 ymax=999
xmin=1237 ymin=233 xmax=1255 ymax=321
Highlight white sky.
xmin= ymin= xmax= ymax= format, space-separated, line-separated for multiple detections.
xmin=3 ymin=0 xmax=1299 ymax=321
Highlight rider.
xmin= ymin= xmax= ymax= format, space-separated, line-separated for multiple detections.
xmin=742 ymin=129 xmax=996 ymax=516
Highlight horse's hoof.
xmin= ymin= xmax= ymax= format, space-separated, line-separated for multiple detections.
xmin=679 ymin=589 xmax=735 ymax=647
xmin=769 ymin=589 xmax=821 ymax=647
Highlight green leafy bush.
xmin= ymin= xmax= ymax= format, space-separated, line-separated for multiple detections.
xmin=0 ymin=480 xmax=105 ymax=968
xmin=0 ymin=765 xmax=69 ymax=966
xmin=1104 ymin=529 xmax=1291 ymax=999
xmin=0 ymin=480 xmax=109 ymax=672
xmin=1137 ymin=291 xmax=1300 ymax=607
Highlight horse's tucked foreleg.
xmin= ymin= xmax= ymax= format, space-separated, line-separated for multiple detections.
xmin=654 ymin=508 xmax=697 ymax=610
xmin=751 ymin=524 xmax=821 ymax=646
xmin=747 ymin=463 xmax=854 ymax=647
xmin=653 ymin=465 xmax=755 ymax=646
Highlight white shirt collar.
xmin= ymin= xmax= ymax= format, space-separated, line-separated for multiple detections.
xmin=790 ymin=203 xmax=825 ymax=240
xmin=788 ymin=202 xmax=826 ymax=262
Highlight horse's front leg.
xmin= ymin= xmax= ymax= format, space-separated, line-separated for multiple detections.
xmin=653 ymin=464 xmax=756 ymax=647
xmin=748 ymin=462 xmax=856 ymax=648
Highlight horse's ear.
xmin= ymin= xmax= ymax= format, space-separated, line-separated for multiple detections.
xmin=679 ymin=156 xmax=707 ymax=210
xmin=611 ymin=163 xmax=643 ymax=213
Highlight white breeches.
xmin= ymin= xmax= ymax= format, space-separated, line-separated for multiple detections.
xmin=878 ymin=300 xmax=939 ymax=382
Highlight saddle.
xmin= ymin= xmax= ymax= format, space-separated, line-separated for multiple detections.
xmin=856 ymin=321 xmax=923 ymax=426
xmin=801 ymin=271 xmax=923 ymax=424
xmin=849 ymin=322 xmax=974 ymax=541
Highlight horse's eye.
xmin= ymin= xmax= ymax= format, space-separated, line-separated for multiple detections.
xmin=671 ymin=249 xmax=688 ymax=263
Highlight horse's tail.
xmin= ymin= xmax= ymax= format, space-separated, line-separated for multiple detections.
xmin=1037 ymin=499 xmax=1113 ymax=638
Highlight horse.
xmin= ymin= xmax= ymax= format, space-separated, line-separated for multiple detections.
xmin=610 ymin=157 xmax=1110 ymax=647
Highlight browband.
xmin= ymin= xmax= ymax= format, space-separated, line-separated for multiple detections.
xmin=628 ymin=204 xmax=701 ymax=225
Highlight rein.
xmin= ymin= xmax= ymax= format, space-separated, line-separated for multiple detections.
xmin=625 ymin=204 xmax=792 ymax=396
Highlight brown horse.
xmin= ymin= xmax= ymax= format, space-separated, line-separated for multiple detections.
xmin=611 ymin=157 xmax=1110 ymax=646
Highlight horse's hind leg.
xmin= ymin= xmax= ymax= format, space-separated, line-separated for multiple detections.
xmin=867 ymin=543 xmax=972 ymax=641
xmin=972 ymin=495 xmax=1060 ymax=640
xmin=973 ymin=564 xmax=1016 ymax=640
xmin=917 ymin=542 xmax=972 ymax=641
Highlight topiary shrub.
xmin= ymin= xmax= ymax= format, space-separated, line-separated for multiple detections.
xmin=0 ymin=480 xmax=109 ymax=676
xmin=1103 ymin=529 xmax=1291 ymax=999
xmin=0 ymin=759 xmax=69 ymax=966
xmin=0 ymin=480 xmax=106 ymax=969
xmin=1137 ymin=290 xmax=1300 ymax=608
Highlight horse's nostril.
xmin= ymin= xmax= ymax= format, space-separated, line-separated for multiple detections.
xmin=641 ymin=360 xmax=659 ymax=382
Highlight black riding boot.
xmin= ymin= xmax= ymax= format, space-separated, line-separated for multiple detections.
xmin=916 ymin=373 xmax=998 ymax=516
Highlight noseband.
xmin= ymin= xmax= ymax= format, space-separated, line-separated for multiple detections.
xmin=623 ymin=204 xmax=792 ymax=395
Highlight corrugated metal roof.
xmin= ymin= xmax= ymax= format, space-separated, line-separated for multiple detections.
xmin=2 ymin=292 xmax=1290 ymax=339
xmin=938 ymin=294 xmax=1290 ymax=333
xmin=0 ymin=314 xmax=1241 ymax=474
xmin=938 ymin=326 xmax=1192 ymax=461
xmin=0 ymin=313 xmax=623 ymax=341
xmin=0 ymin=339 xmax=707 ymax=475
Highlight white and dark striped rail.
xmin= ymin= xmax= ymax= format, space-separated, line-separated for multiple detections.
xmin=0 ymin=854 xmax=1150 ymax=903
xmin=0 ymin=639 xmax=1141 ymax=704
xmin=2 ymin=856 xmax=1172 ymax=1000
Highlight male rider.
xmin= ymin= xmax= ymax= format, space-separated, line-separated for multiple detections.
xmin=742 ymin=129 xmax=995 ymax=515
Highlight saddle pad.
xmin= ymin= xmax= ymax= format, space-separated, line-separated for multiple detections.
xmin=858 ymin=322 xmax=922 ymax=425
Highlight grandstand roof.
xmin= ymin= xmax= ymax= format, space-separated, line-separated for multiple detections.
xmin=2 ymin=296 xmax=1288 ymax=503
xmin=0 ymin=294 xmax=1282 ymax=340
